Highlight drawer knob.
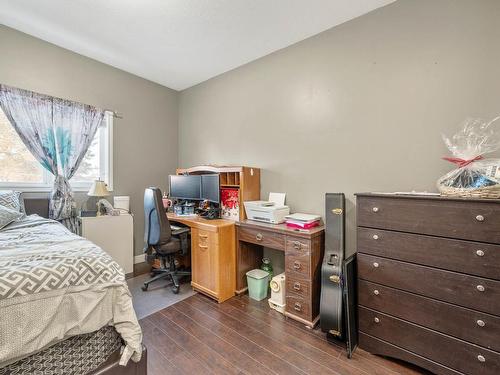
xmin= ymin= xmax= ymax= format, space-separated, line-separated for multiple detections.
xmin=476 ymin=250 xmax=485 ymax=257
xmin=293 ymin=282 xmax=301 ymax=291
xmin=255 ymin=233 xmax=263 ymax=241
xmin=372 ymin=234 xmax=379 ymax=240
xmin=477 ymin=285 xmax=485 ymax=292
xmin=374 ymin=317 xmax=380 ymax=323
xmin=372 ymin=207 xmax=379 ymax=213
xmin=373 ymin=262 xmax=379 ymax=268
xmin=475 ymin=215 xmax=485 ymax=222
xmin=293 ymin=241 xmax=301 ymax=250
xmin=478 ymin=354 xmax=486 ymax=363
xmin=373 ymin=289 xmax=380 ymax=295
xmin=477 ymin=320 xmax=486 ymax=327
xmin=294 ymin=302 xmax=302 ymax=311
xmin=293 ymin=261 xmax=301 ymax=270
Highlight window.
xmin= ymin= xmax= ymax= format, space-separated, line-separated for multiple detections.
xmin=0 ymin=109 xmax=113 ymax=191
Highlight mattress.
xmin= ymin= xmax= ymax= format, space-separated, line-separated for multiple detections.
xmin=0 ymin=326 xmax=122 ymax=375
xmin=0 ymin=215 xmax=142 ymax=368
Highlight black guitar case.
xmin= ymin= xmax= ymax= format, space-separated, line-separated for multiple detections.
xmin=320 ymin=193 xmax=358 ymax=358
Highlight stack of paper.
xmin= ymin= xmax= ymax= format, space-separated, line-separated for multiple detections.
xmin=284 ymin=213 xmax=321 ymax=229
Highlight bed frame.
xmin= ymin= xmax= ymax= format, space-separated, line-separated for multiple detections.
xmin=91 ymin=346 xmax=147 ymax=375
xmin=23 ymin=197 xmax=148 ymax=375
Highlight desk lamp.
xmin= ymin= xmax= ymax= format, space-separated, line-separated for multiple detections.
xmin=88 ymin=179 xmax=110 ymax=216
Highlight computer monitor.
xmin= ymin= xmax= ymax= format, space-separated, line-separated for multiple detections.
xmin=169 ymin=175 xmax=201 ymax=200
xmin=201 ymin=174 xmax=220 ymax=203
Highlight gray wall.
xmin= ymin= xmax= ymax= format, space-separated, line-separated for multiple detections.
xmin=0 ymin=25 xmax=179 ymax=256
xmin=178 ymin=0 xmax=500 ymax=255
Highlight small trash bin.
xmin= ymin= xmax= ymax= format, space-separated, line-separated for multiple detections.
xmin=246 ymin=269 xmax=270 ymax=301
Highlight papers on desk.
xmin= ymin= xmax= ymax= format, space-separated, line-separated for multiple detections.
xmin=285 ymin=213 xmax=321 ymax=229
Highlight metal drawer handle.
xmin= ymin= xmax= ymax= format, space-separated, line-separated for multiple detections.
xmin=294 ymin=302 xmax=302 ymax=311
xmin=477 ymin=320 xmax=486 ymax=327
xmin=374 ymin=317 xmax=380 ymax=323
xmin=293 ymin=241 xmax=301 ymax=249
xmin=255 ymin=233 xmax=263 ymax=241
xmin=478 ymin=354 xmax=486 ymax=363
xmin=373 ymin=289 xmax=380 ymax=295
xmin=372 ymin=207 xmax=379 ymax=213
xmin=293 ymin=282 xmax=301 ymax=291
xmin=475 ymin=215 xmax=485 ymax=222
xmin=477 ymin=285 xmax=485 ymax=292
xmin=373 ymin=262 xmax=379 ymax=268
xmin=293 ymin=261 xmax=301 ymax=270
xmin=372 ymin=234 xmax=379 ymax=240
xmin=476 ymin=250 xmax=485 ymax=257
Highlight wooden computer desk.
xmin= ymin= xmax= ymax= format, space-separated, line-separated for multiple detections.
xmin=167 ymin=212 xmax=235 ymax=303
xmin=236 ymin=219 xmax=325 ymax=328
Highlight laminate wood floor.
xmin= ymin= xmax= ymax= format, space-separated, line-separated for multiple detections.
xmin=140 ymin=293 xmax=429 ymax=375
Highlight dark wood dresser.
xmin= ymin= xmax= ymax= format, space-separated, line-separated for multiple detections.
xmin=356 ymin=193 xmax=500 ymax=375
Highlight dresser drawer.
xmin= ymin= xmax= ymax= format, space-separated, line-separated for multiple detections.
xmin=286 ymin=237 xmax=311 ymax=253
xmin=238 ymin=227 xmax=285 ymax=251
xmin=359 ymin=280 xmax=500 ymax=352
xmin=285 ymin=277 xmax=311 ymax=298
xmin=358 ymin=227 xmax=500 ymax=280
xmin=357 ymin=195 xmax=500 ymax=243
xmin=285 ymin=252 xmax=311 ymax=277
xmin=359 ymin=307 xmax=500 ymax=375
xmin=358 ymin=333 xmax=463 ymax=375
xmin=285 ymin=294 xmax=311 ymax=321
xmin=358 ymin=254 xmax=500 ymax=315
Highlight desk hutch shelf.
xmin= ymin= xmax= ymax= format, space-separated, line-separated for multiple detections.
xmin=176 ymin=165 xmax=260 ymax=221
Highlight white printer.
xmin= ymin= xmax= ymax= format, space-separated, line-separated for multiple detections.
xmin=244 ymin=192 xmax=290 ymax=224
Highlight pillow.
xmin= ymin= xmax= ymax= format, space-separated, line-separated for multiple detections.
xmin=0 ymin=190 xmax=25 ymax=213
xmin=0 ymin=205 xmax=23 ymax=230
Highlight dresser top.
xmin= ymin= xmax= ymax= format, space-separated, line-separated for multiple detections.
xmin=355 ymin=192 xmax=500 ymax=204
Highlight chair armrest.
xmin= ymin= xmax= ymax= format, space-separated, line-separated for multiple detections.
xmin=171 ymin=227 xmax=190 ymax=236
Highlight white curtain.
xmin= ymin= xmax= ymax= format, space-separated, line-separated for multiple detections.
xmin=0 ymin=84 xmax=105 ymax=232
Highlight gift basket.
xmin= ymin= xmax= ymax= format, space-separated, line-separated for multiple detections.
xmin=438 ymin=116 xmax=500 ymax=198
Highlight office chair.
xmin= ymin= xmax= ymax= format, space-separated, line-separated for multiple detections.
xmin=142 ymin=187 xmax=191 ymax=294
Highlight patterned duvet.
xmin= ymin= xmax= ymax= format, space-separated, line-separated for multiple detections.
xmin=0 ymin=215 xmax=142 ymax=368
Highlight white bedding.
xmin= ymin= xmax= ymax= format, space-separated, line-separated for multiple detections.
xmin=0 ymin=215 xmax=142 ymax=367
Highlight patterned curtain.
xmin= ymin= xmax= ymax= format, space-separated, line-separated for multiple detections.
xmin=0 ymin=84 xmax=105 ymax=232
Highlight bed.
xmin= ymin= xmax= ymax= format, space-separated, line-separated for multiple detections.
xmin=0 ymin=198 xmax=146 ymax=375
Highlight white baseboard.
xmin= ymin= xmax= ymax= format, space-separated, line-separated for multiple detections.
xmin=134 ymin=254 xmax=145 ymax=264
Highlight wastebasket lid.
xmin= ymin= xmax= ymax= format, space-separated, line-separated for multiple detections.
xmin=246 ymin=269 xmax=269 ymax=279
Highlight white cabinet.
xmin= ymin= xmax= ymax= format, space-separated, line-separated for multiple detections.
xmin=79 ymin=214 xmax=134 ymax=276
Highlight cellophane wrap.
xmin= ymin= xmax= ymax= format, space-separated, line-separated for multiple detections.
xmin=437 ymin=116 xmax=500 ymax=192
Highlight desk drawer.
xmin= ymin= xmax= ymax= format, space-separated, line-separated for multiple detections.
xmin=358 ymin=227 xmax=500 ymax=280
xmin=285 ymin=252 xmax=310 ymax=277
xmin=285 ymin=277 xmax=310 ymax=298
xmin=285 ymin=294 xmax=311 ymax=321
xmin=359 ymin=280 xmax=500 ymax=352
xmin=359 ymin=307 xmax=500 ymax=375
xmin=358 ymin=254 xmax=500 ymax=316
xmin=238 ymin=227 xmax=285 ymax=250
xmin=286 ymin=237 xmax=310 ymax=253
xmin=357 ymin=195 xmax=500 ymax=243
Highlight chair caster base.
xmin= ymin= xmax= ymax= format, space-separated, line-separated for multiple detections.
xmin=172 ymin=286 xmax=180 ymax=294
xmin=141 ymin=284 xmax=148 ymax=291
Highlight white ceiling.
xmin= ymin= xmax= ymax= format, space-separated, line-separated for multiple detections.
xmin=0 ymin=0 xmax=394 ymax=90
